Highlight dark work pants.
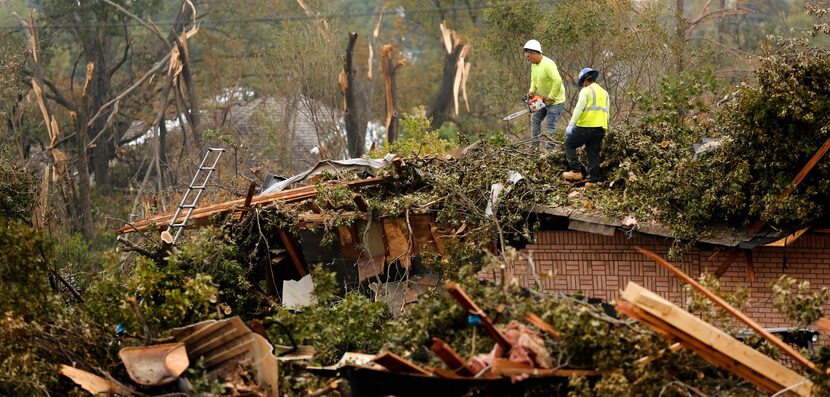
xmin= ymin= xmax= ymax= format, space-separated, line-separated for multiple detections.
xmin=564 ymin=126 xmax=605 ymax=182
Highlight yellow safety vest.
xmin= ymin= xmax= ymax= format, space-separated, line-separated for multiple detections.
xmin=577 ymin=84 xmax=609 ymax=129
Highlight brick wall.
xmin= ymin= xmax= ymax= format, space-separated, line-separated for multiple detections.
xmin=509 ymin=230 xmax=830 ymax=328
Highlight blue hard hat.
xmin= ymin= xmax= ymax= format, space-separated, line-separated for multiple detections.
xmin=578 ymin=67 xmax=599 ymax=86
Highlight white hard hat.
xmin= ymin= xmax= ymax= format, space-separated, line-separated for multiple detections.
xmin=523 ymin=39 xmax=542 ymax=53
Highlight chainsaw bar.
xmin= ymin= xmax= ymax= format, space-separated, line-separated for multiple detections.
xmin=502 ymin=108 xmax=530 ymax=121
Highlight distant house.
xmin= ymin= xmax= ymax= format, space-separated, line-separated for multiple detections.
xmin=123 ymin=93 xmax=345 ymax=174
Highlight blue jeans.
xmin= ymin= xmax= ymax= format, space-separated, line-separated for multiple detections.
xmin=564 ymin=126 xmax=605 ymax=182
xmin=531 ymin=103 xmax=564 ymax=150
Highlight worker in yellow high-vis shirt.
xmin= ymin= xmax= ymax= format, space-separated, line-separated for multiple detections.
xmin=562 ymin=68 xmax=609 ymax=187
xmin=523 ymin=39 xmax=566 ymax=151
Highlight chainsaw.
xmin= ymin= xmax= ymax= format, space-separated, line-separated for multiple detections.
xmin=502 ymin=95 xmax=546 ymax=121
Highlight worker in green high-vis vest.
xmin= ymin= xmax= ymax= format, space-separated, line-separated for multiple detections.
xmin=524 ymin=39 xmax=566 ymax=151
xmin=563 ymin=67 xmax=609 ymax=187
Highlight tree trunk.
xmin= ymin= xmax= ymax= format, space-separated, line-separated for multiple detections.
xmin=427 ymin=43 xmax=464 ymax=130
xmin=80 ymin=27 xmax=116 ymax=192
xmin=676 ymin=0 xmax=685 ymax=74
xmin=76 ymin=116 xmax=94 ymax=239
xmin=341 ymin=32 xmax=366 ymax=158
xmin=381 ymin=45 xmax=403 ymax=144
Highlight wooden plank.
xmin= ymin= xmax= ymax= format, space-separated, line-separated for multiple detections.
xmin=634 ymin=245 xmax=817 ymax=372
xmin=524 ymin=312 xmax=560 ymax=339
xmin=445 ymin=282 xmax=512 ymax=351
xmin=278 ymin=229 xmax=307 ymax=277
xmin=625 ymin=303 xmax=786 ymax=394
xmin=430 ymin=337 xmax=474 ymax=376
xmin=621 ymin=298 xmax=797 ymax=395
xmin=622 ymin=281 xmax=812 ymax=396
xmin=373 ymin=352 xmax=432 ymax=376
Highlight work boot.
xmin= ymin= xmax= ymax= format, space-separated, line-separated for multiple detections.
xmin=562 ymin=171 xmax=583 ymax=181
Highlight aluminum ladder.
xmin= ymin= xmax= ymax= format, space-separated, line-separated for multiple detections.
xmin=165 ymin=147 xmax=225 ymax=244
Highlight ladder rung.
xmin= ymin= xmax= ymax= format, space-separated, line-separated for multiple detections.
xmin=180 ymin=204 xmax=197 ymax=209
xmin=191 ymin=185 xmax=206 ymax=190
xmin=201 ymin=167 xmax=215 ymax=171
xmin=170 ymin=223 xmax=187 ymax=228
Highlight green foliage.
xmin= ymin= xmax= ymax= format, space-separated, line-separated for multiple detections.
xmin=171 ymin=228 xmax=258 ymax=316
xmin=0 ymin=220 xmax=116 ymax=396
xmin=685 ymin=273 xmax=751 ymax=333
xmin=772 ymin=275 xmax=830 ymax=327
xmin=370 ymin=113 xmax=457 ymax=157
xmin=0 ymin=155 xmax=37 ymax=222
xmin=120 ymin=255 xmax=217 ymax=337
xmin=267 ymin=267 xmax=390 ymax=366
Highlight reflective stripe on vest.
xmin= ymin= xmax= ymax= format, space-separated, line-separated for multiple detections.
xmin=577 ymin=84 xmax=609 ymax=129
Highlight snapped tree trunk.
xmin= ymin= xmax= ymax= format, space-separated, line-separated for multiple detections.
xmin=381 ymin=45 xmax=404 ymax=144
xmin=340 ymin=32 xmax=366 ymax=158
xmin=427 ymin=44 xmax=464 ymax=130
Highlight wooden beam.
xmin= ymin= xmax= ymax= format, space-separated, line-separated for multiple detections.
xmin=621 ymin=282 xmax=812 ymax=396
xmin=373 ymin=352 xmax=432 ymax=376
xmin=634 ymin=246 xmax=817 ymax=372
xmin=445 ymin=282 xmax=511 ymax=352
xmin=278 ymin=229 xmax=307 ymax=277
xmin=744 ymin=250 xmax=755 ymax=283
xmin=524 ymin=312 xmax=560 ymax=339
xmin=714 ymin=248 xmax=740 ymax=277
xmin=430 ymin=337 xmax=474 ymax=376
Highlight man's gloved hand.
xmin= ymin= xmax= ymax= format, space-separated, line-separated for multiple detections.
xmin=566 ymin=124 xmax=574 ymax=136
xmin=544 ymin=97 xmax=555 ymax=105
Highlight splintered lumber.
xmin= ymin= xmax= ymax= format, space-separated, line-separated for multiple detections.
xmin=277 ymin=228 xmax=307 ymax=277
xmin=620 ymin=282 xmax=812 ymax=397
xmin=524 ymin=312 xmax=561 ymax=339
xmin=445 ymin=283 xmax=511 ymax=351
xmin=116 ymin=177 xmax=386 ymax=235
xmin=635 ymin=342 xmax=683 ymax=366
xmin=634 ymin=245 xmax=817 ymax=372
xmin=430 ymin=337 xmax=474 ymax=376
xmin=373 ymin=352 xmax=433 ymax=376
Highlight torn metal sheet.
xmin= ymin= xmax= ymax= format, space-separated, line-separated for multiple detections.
xmin=118 ymin=342 xmax=189 ymax=386
xmin=282 ymin=274 xmax=317 ymax=309
xmin=262 ymin=154 xmax=396 ymax=193
xmin=171 ymin=316 xmax=279 ymax=397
